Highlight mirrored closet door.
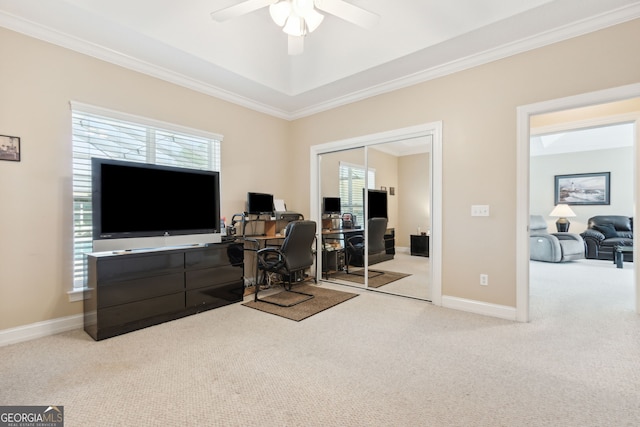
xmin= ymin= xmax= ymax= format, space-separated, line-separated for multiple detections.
xmin=319 ymin=147 xmax=367 ymax=289
xmin=317 ymin=136 xmax=433 ymax=300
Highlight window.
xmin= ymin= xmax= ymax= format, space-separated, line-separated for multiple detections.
xmin=71 ymin=103 xmax=222 ymax=290
xmin=338 ymin=161 xmax=375 ymax=225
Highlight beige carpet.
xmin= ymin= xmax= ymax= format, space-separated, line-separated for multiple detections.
xmin=1 ymin=259 xmax=638 ymax=426
xmin=242 ymin=284 xmax=357 ymax=321
xmin=329 ymin=269 xmax=411 ymax=288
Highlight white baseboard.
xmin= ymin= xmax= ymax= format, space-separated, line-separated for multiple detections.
xmin=442 ymin=295 xmax=517 ymax=321
xmin=0 ymin=314 xmax=84 ymax=347
xmin=0 ymin=296 xmax=516 ymax=347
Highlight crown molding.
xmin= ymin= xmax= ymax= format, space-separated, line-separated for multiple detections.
xmin=2 ymin=4 xmax=640 ymax=121
xmin=290 ymin=3 xmax=640 ymax=119
xmin=0 ymin=10 xmax=292 ymax=120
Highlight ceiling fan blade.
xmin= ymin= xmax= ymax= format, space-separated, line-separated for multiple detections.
xmin=211 ymin=0 xmax=277 ymax=22
xmin=315 ymin=0 xmax=379 ymax=29
xmin=288 ymin=35 xmax=304 ymax=55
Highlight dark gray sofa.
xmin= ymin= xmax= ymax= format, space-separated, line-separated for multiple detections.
xmin=580 ymin=215 xmax=633 ymax=261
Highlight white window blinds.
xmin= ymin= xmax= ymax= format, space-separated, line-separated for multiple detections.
xmin=71 ymin=104 xmax=222 ymax=289
xmin=338 ymin=161 xmax=375 ymax=226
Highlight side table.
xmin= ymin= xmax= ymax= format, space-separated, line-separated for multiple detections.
xmin=614 ymin=245 xmax=633 ymax=269
xmin=410 ymin=234 xmax=429 ymax=257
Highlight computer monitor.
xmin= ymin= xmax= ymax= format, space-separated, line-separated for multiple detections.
xmin=247 ymin=192 xmax=274 ymax=215
xmin=366 ymin=189 xmax=388 ymax=219
xmin=323 ymin=197 xmax=341 ymax=214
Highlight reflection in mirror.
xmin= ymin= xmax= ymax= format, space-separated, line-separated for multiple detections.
xmin=319 ymin=148 xmax=367 ymax=288
xmin=364 ymin=136 xmax=432 ymax=300
xmin=318 ymin=136 xmax=433 ymax=300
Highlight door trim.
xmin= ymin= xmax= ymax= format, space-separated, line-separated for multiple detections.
xmin=310 ymin=122 xmax=443 ymax=306
xmin=516 ymin=83 xmax=640 ymax=322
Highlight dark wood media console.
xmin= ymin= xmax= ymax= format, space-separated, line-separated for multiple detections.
xmin=84 ymin=241 xmax=244 ymax=341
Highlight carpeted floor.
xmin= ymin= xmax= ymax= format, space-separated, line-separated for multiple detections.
xmin=242 ymin=284 xmax=358 ymax=321
xmin=0 ymin=259 xmax=638 ymax=426
xmin=328 ymin=269 xmax=411 ymax=288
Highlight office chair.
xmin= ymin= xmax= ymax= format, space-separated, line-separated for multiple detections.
xmin=345 ymin=217 xmax=388 ymax=277
xmin=255 ymin=220 xmax=317 ymax=307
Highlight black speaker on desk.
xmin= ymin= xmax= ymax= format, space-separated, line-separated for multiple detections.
xmin=342 ymin=213 xmax=356 ymax=229
xmin=276 ymin=212 xmax=304 ymax=221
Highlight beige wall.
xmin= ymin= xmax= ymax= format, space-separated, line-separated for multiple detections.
xmin=0 ymin=27 xmax=290 ymax=329
xmin=1 ymin=18 xmax=639 ymax=331
xmin=398 ymin=153 xmax=430 ymax=247
xmin=290 ymin=19 xmax=640 ymax=307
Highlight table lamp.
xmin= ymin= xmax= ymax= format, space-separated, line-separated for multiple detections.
xmin=549 ymin=204 xmax=576 ymax=232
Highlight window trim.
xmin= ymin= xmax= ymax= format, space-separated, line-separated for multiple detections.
xmin=70 ymin=102 xmax=223 ymax=142
xmin=69 ymin=102 xmax=223 ymax=297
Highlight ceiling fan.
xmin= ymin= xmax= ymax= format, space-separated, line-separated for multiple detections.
xmin=211 ymin=0 xmax=379 ymax=55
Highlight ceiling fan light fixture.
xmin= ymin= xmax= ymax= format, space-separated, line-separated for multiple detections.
xmin=303 ymin=8 xmax=324 ymax=33
xmin=282 ymin=13 xmax=305 ymax=37
xmin=292 ymin=0 xmax=314 ymax=15
xmin=269 ymin=1 xmax=291 ymax=27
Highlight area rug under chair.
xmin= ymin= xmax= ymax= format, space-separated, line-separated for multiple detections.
xmin=329 ymin=269 xmax=411 ymax=288
xmin=242 ymin=284 xmax=358 ymax=321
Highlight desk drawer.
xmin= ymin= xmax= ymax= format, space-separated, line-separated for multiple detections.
xmin=97 ymin=293 xmax=184 ymax=328
xmin=185 ymin=266 xmax=242 ymax=290
xmin=96 ymin=253 xmax=183 ymax=283
xmin=97 ymin=272 xmax=184 ymax=308
xmin=186 ymin=281 xmax=243 ymax=308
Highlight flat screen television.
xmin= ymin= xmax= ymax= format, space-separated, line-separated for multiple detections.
xmin=92 ymin=158 xmax=221 ymax=250
xmin=366 ymin=189 xmax=388 ymax=219
xmin=247 ymin=192 xmax=274 ymax=215
xmin=323 ymin=197 xmax=341 ymax=214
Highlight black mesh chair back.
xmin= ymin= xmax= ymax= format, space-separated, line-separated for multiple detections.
xmin=279 ymin=220 xmax=317 ymax=272
xmin=367 ymin=217 xmax=388 ymax=255
xmin=345 ymin=217 xmax=388 ymax=273
xmin=255 ymin=220 xmax=317 ymax=307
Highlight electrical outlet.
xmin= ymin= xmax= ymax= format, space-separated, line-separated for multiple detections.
xmin=480 ymin=274 xmax=489 ymax=286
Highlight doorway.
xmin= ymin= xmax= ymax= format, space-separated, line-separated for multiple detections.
xmin=516 ymin=83 xmax=640 ymax=321
xmin=310 ymin=122 xmax=444 ymax=305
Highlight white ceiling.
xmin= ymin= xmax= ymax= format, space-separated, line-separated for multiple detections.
xmin=531 ymin=122 xmax=635 ymax=157
xmin=1 ymin=0 xmax=640 ymax=119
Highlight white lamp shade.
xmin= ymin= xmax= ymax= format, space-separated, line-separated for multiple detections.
xmin=549 ymin=204 xmax=576 ymax=218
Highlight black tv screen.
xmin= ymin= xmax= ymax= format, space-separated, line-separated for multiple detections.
xmin=323 ymin=197 xmax=341 ymax=214
xmin=247 ymin=192 xmax=274 ymax=214
xmin=92 ymin=158 xmax=220 ymax=239
xmin=366 ymin=189 xmax=388 ymax=219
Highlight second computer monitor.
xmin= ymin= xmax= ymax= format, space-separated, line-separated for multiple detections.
xmin=323 ymin=197 xmax=341 ymax=214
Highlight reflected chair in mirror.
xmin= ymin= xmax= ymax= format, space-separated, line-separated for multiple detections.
xmin=529 ymin=214 xmax=585 ymax=263
xmin=255 ymin=220 xmax=317 ymax=307
xmin=345 ymin=217 xmax=388 ymax=277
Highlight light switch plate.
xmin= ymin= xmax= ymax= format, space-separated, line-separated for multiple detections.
xmin=471 ymin=205 xmax=490 ymax=216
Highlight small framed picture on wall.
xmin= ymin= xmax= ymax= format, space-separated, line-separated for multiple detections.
xmin=0 ymin=135 xmax=21 ymax=162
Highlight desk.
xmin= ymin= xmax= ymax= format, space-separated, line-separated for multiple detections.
xmin=321 ymin=229 xmax=360 ymax=278
xmin=242 ymin=233 xmax=318 ymax=291
xmin=241 ymin=235 xmax=285 ymax=288
xmin=321 ymin=227 xmax=395 ymax=274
